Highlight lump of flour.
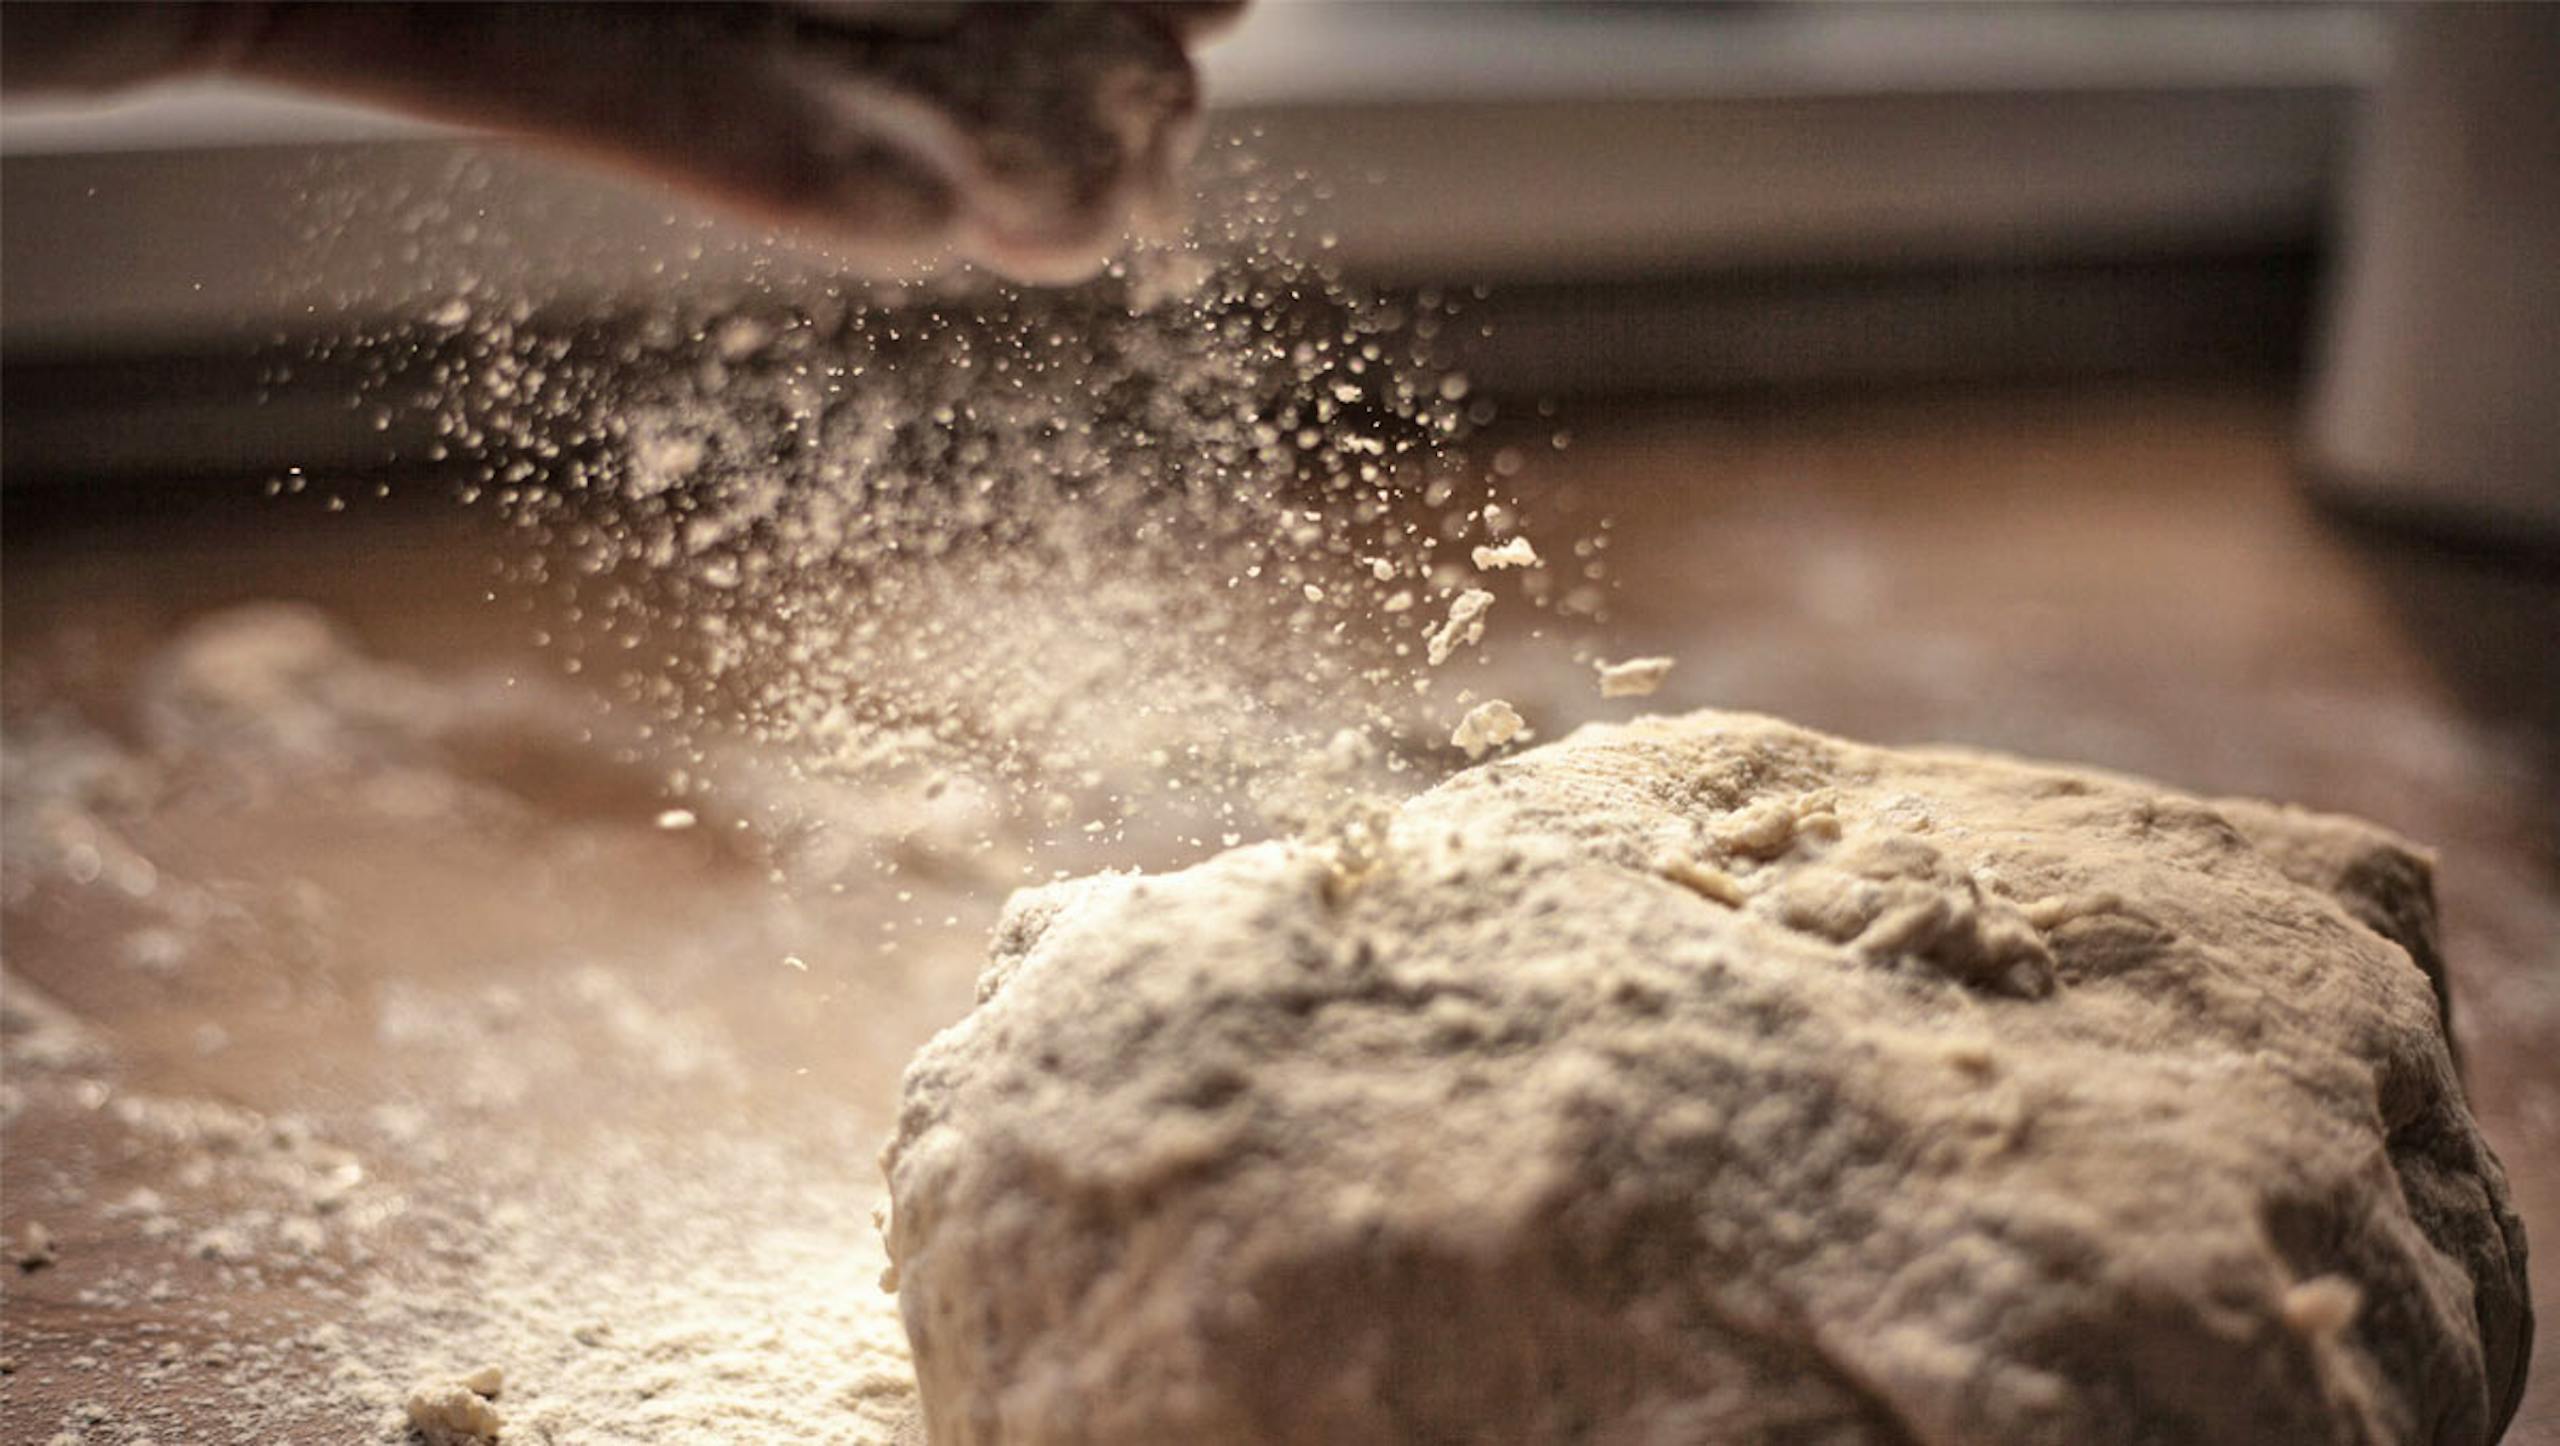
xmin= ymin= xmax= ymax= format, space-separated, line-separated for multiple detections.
xmin=1448 ymin=699 xmax=1525 ymax=759
xmin=882 ymin=710 xmax=2530 ymax=1446
xmin=1424 ymin=589 xmax=1494 ymax=666
xmin=1594 ymin=654 xmax=1674 ymax=698
xmin=404 ymin=1367 xmax=504 ymax=1445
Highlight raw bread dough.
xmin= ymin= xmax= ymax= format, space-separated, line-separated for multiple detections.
xmin=882 ymin=710 xmax=2530 ymax=1446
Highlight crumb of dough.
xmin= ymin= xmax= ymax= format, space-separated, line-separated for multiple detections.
xmin=1426 ymin=590 xmax=1496 ymax=666
xmin=1449 ymin=700 xmax=1525 ymax=758
xmin=2021 ymin=891 xmax=2123 ymax=930
xmin=655 ymin=808 xmax=699 ymax=831
xmin=1595 ymin=655 xmax=1675 ymax=698
xmin=1470 ymin=537 xmax=1539 ymax=571
xmin=1657 ymin=853 xmax=1746 ymax=907
xmin=15 ymin=1222 xmax=57 ymax=1272
xmin=1716 ymin=797 xmax=1808 ymax=859
xmin=405 ymin=1370 xmax=505 ymax=1444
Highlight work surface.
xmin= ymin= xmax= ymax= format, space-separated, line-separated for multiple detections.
xmin=4 ymin=381 xmax=2553 ymax=1442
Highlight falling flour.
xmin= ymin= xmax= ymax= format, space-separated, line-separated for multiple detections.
xmin=1594 ymin=655 xmax=1675 ymax=698
xmin=3 ymin=117 xmax=1628 ymax=1446
xmin=1424 ymin=589 xmax=1496 ymax=667
xmin=345 ymin=138 xmax=1604 ymax=863
xmin=1448 ymin=699 xmax=1524 ymax=758
xmin=1469 ymin=537 xmax=1538 ymax=571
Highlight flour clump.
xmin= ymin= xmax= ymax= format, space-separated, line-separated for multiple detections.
xmin=881 ymin=709 xmax=2530 ymax=1446
xmin=1448 ymin=699 xmax=1525 ymax=759
xmin=1594 ymin=654 xmax=1674 ymax=698
xmin=1424 ymin=589 xmax=1495 ymax=666
xmin=404 ymin=1369 xmax=504 ymax=1445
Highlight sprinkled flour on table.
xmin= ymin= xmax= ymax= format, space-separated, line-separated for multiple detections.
xmin=1 ymin=621 xmax=932 ymax=1445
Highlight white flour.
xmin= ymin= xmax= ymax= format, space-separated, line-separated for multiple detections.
xmin=359 ymin=137 xmax=1600 ymax=863
xmin=1449 ymin=699 xmax=1525 ymax=758
xmin=3 ymin=129 xmax=1616 ymax=1446
xmin=1424 ymin=589 xmax=1495 ymax=667
xmin=0 ymin=622 xmax=932 ymax=1445
xmin=1594 ymin=655 xmax=1674 ymax=698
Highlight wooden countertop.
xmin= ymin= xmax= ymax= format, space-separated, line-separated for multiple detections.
xmin=4 ymin=379 xmax=2551 ymax=1443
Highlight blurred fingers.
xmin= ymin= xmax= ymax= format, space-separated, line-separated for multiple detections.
xmin=224 ymin=2 xmax=1225 ymax=282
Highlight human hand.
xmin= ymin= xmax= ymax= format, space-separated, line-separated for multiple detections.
xmin=3 ymin=2 xmax=1245 ymax=282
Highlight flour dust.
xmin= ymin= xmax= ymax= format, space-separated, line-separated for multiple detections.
xmin=337 ymin=140 xmax=1605 ymax=870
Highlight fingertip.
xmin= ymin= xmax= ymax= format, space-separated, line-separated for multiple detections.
xmin=1133 ymin=1 xmax=1251 ymax=48
xmin=738 ymin=137 xmax=963 ymax=273
xmin=827 ymin=151 xmax=959 ymax=248
xmin=962 ymin=231 xmax=1119 ymax=287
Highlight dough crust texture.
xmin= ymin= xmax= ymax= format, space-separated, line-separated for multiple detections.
xmin=884 ymin=710 xmax=2531 ymax=1446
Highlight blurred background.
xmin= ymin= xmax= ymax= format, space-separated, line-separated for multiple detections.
xmin=0 ymin=2 xmax=2417 ymax=469
xmin=3 ymin=4 xmax=2554 ymax=1443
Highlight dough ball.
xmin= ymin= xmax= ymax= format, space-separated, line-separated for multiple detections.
xmin=883 ymin=710 xmax=2530 ymax=1446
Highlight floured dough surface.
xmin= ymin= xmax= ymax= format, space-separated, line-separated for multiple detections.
xmin=883 ymin=709 xmax=2530 ymax=1446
